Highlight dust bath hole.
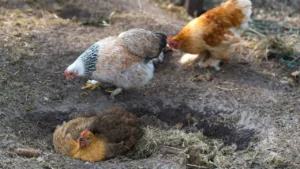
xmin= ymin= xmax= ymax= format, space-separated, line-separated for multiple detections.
xmin=127 ymin=103 xmax=255 ymax=151
xmin=23 ymin=103 xmax=255 ymax=152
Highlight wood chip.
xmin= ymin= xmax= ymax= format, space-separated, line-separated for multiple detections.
xmin=12 ymin=148 xmax=41 ymax=158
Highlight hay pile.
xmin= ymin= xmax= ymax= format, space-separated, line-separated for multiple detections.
xmin=127 ymin=126 xmax=297 ymax=168
xmin=131 ymin=127 xmax=212 ymax=158
xmin=230 ymin=35 xmax=299 ymax=62
xmin=129 ymin=127 xmax=240 ymax=168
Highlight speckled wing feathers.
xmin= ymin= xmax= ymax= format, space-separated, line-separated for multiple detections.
xmin=118 ymin=28 xmax=167 ymax=58
xmin=95 ymin=37 xmax=144 ymax=75
xmin=83 ymin=28 xmax=163 ymax=89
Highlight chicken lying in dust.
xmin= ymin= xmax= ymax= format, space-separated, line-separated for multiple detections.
xmin=53 ymin=107 xmax=140 ymax=162
xmin=64 ymin=28 xmax=167 ymax=98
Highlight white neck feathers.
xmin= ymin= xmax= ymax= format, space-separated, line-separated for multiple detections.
xmin=66 ymin=57 xmax=85 ymax=76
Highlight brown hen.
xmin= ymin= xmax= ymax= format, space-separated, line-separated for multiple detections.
xmin=168 ymin=0 xmax=252 ymax=70
xmin=53 ymin=107 xmax=140 ymax=162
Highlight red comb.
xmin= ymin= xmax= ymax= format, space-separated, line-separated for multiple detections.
xmin=64 ymin=70 xmax=69 ymax=76
xmin=80 ymin=129 xmax=89 ymax=137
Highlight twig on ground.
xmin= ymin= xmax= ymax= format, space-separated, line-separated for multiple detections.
xmin=10 ymin=148 xmax=41 ymax=158
xmin=160 ymin=146 xmax=184 ymax=155
xmin=216 ymin=86 xmax=240 ymax=91
xmin=245 ymin=27 xmax=266 ymax=37
xmin=108 ymin=11 xmax=116 ymax=24
xmin=13 ymin=70 xmax=20 ymax=75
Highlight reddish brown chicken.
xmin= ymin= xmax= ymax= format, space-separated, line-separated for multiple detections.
xmin=168 ymin=0 xmax=252 ymax=70
xmin=53 ymin=107 xmax=140 ymax=162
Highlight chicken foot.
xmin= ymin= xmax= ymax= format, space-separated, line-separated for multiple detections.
xmin=105 ymin=88 xmax=123 ymax=99
xmin=81 ymin=80 xmax=101 ymax=90
xmin=197 ymin=57 xmax=221 ymax=71
xmin=152 ymin=52 xmax=164 ymax=64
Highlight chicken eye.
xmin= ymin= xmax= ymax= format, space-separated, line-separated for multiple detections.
xmin=86 ymin=137 xmax=91 ymax=140
xmin=69 ymin=72 xmax=73 ymax=75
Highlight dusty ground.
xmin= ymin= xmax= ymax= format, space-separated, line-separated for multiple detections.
xmin=0 ymin=0 xmax=300 ymax=168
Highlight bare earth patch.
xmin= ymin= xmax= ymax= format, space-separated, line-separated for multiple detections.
xmin=0 ymin=0 xmax=299 ymax=168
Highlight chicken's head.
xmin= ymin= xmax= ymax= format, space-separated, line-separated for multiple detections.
xmin=168 ymin=36 xmax=179 ymax=50
xmin=64 ymin=58 xmax=85 ymax=81
xmin=64 ymin=70 xmax=78 ymax=81
xmin=78 ymin=129 xmax=94 ymax=147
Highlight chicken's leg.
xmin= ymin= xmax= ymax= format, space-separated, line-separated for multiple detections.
xmin=203 ymin=57 xmax=221 ymax=71
xmin=81 ymin=80 xmax=101 ymax=90
xmin=182 ymin=51 xmax=210 ymax=68
xmin=152 ymin=52 xmax=164 ymax=64
xmin=196 ymin=57 xmax=210 ymax=69
xmin=105 ymin=88 xmax=123 ymax=99
xmin=196 ymin=50 xmax=214 ymax=69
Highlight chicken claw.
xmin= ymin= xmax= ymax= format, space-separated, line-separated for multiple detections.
xmin=197 ymin=57 xmax=221 ymax=71
xmin=105 ymin=88 xmax=123 ymax=99
xmin=152 ymin=52 xmax=164 ymax=64
xmin=206 ymin=58 xmax=221 ymax=71
xmin=81 ymin=80 xmax=101 ymax=90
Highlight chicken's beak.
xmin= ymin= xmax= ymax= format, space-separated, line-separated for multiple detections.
xmin=167 ymin=36 xmax=178 ymax=50
xmin=64 ymin=70 xmax=71 ymax=81
xmin=165 ymin=44 xmax=173 ymax=51
xmin=79 ymin=142 xmax=86 ymax=147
